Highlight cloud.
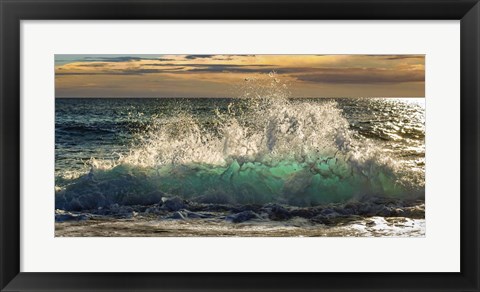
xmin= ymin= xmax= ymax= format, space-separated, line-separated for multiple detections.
xmin=56 ymin=65 xmax=424 ymax=84
xmin=82 ymin=56 xmax=161 ymax=62
xmin=379 ymin=55 xmax=424 ymax=60
xmin=121 ymin=67 xmax=186 ymax=74
xmin=186 ymin=65 xmax=272 ymax=73
xmin=55 ymin=54 xmax=425 ymax=97
xmin=295 ymin=68 xmax=424 ymax=84
xmin=55 ymin=55 xmax=168 ymax=65
xmin=56 ymin=72 xmax=132 ymax=76
xmin=77 ymin=63 xmax=108 ymax=68
xmin=57 ymin=63 xmax=275 ymax=76
xmin=184 ymin=55 xmax=215 ymax=60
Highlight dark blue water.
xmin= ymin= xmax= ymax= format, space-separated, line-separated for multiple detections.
xmin=55 ymin=97 xmax=425 ymax=208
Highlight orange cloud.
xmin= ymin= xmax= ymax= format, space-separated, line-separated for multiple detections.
xmin=55 ymin=54 xmax=425 ymax=98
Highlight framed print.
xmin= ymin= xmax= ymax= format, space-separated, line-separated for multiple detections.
xmin=53 ymin=53 xmax=427 ymax=238
xmin=1 ymin=0 xmax=479 ymax=291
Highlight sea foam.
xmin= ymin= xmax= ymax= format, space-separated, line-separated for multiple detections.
xmin=55 ymin=73 xmax=424 ymax=211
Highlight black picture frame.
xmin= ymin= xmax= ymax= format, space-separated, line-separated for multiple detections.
xmin=1 ymin=0 xmax=479 ymax=291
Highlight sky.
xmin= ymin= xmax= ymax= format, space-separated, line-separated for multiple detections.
xmin=55 ymin=54 xmax=425 ymax=98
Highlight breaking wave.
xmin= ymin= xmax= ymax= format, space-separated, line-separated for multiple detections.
xmin=55 ymin=73 xmax=424 ymax=211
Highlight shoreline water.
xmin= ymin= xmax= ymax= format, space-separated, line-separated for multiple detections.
xmin=55 ymin=95 xmax=425 ymax=237
xmin=55 ymin=195 xmax=425 ymax=237
xmin=55 ymin=216 xmax=425 ymax=237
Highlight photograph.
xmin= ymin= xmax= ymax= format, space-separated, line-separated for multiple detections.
xmin=54 ymin=54 xmax=425 ymax=237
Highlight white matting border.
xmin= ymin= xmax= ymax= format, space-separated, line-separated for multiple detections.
xmin=20 ymin=20 xmax=460 ymax=272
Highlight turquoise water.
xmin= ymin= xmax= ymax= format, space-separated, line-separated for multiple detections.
xmin=55 ymin=92 xmax=425 ymax=210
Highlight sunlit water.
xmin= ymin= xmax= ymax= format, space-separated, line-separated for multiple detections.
xmin=55 ymin=78 xmax=425 ymax=236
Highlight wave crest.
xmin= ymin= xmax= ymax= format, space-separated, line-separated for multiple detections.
xmin=56 ymin=74 xmax=424 ymax=210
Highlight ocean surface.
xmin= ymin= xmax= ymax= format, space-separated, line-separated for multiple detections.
xmin=55 ymin=91 xmax=425 ymax=236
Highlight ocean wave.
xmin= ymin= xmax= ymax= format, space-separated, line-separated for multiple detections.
xmin=55 ymin=74 xmax=424 ymax=210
